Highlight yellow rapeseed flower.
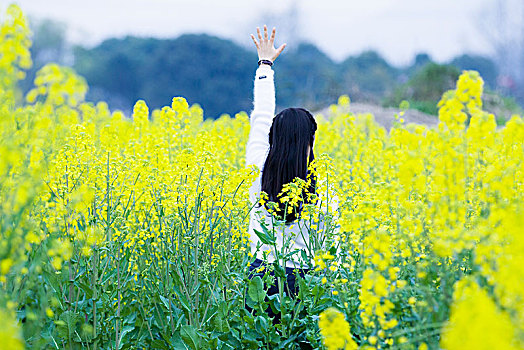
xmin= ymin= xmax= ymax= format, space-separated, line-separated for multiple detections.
xmin=318 ymin=308 xmax=357 ymax=350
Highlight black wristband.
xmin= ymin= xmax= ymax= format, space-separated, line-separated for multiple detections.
xmin=258 ymin=59 xmax=273 ymax=67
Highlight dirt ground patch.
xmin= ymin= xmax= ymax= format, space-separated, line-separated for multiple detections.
xmin=315 ymin=102 xmax=439 ymax=132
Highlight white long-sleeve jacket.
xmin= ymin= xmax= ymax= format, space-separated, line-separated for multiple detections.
xmin=245 ymin=64 xmax=333 ymax=269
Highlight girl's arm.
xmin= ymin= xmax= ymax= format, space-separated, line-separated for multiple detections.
xmin=245 ymin=64 xmax=275 ymax=171
xmin=245 ymin=25 xmax=286 ymax=172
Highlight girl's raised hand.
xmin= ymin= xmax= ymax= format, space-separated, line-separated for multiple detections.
xmin=250 ymin=25 xmax=286 ymax=62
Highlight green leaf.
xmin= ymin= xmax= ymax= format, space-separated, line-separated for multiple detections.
xmin=253 ymin=228 xmax=275 ymax=245
xmin=279 ymin=334 xmax=298 ymax=348
xmin=170 ymin=268 xmax=192 ymax=313
xmin=181 ymin=324 xmax=200 ymax=350
xmin=124 ymin=311 xmax=137 ymax=325
xmin=248 ymin=276 xmax=266 ymax=304
xmin=254 ymin=315 xmax=268 ymax=334
xmin=282 ymin=249 xmax=300 ymax=261
xmin=224 ymin=328 xmax=242 ymax=348
xmin=242 ymin=329 xmax=260 ymax=343
xmin=43 ymin=270 xmax=62 ymax=294
xmin=212 ymin=301 xmax=229 ymax=332
xmin=159 ymin=295 xmax=171 ymax=310
xmin=118 ymin=325 xmax=135 ymax=349
xmin=298 ymin=276 xmax=308 ymax=300
xmin=268 ymin=294 xmax=281 ymax=315
xmin=273 ymin=262 xmax=286 ymax=278
xmin=300 ymin=249 xmax=309 ymax=263
xmin=174 ymin=287 xmax=191 ymax=313
xmin=151 ymin=339 xmax=170 ymax=350
xmin=152 ymin=306 xmax=167 ymax=329
xmin=171 ymin=331 xmax=189 ymax=350
xmin=56 ymin=310 xmax=82 ymax=342
xmin=77 ymin=281 xmax=93 ymax=298
xmin=213 ymin=312 xmax=229 ymax=333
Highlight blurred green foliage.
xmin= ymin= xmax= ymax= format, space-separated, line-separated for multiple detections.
xmin=383 ymin=62 xmax=522 ymax=120
xmin=18 ymin=19 xmax=522 ymax=120
xmin=384 ymin=63 xmax=461 ymax=115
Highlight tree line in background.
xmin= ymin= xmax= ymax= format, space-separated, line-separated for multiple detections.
xmin=18 ymin=18 xmax=522 ymax=120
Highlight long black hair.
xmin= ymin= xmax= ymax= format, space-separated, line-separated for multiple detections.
xmin=261 ymin=107 xmax=317 ymax=223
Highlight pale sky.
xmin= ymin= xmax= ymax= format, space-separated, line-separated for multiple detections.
xmin=0 ymin=0 xmax=495 ymax=66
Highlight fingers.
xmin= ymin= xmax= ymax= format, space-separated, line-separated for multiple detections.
xmin=250 ymin=34 xmax=260 ymax=49
xmin=263 ymin=25 xmax=268 ymax=40
xmin=272 ymin=43 xmax=287 ymax=60
xmin=270 ymin=27 xmax=276 ymax=45
xmin=256 ymin=27 xmax=262 ymax=41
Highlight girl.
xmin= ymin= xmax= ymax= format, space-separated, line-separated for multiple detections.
xmin=246 ymin=25 xmax=327 ymax=323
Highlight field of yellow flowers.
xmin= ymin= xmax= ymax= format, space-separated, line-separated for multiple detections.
xmin=0 ymin=5 xmax=523 ymax=350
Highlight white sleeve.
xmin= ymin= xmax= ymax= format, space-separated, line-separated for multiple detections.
xmin=245 ymin=64 xmax=275 ymax=171
xmin=245 ymin=64 xmax=275 ymax=204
